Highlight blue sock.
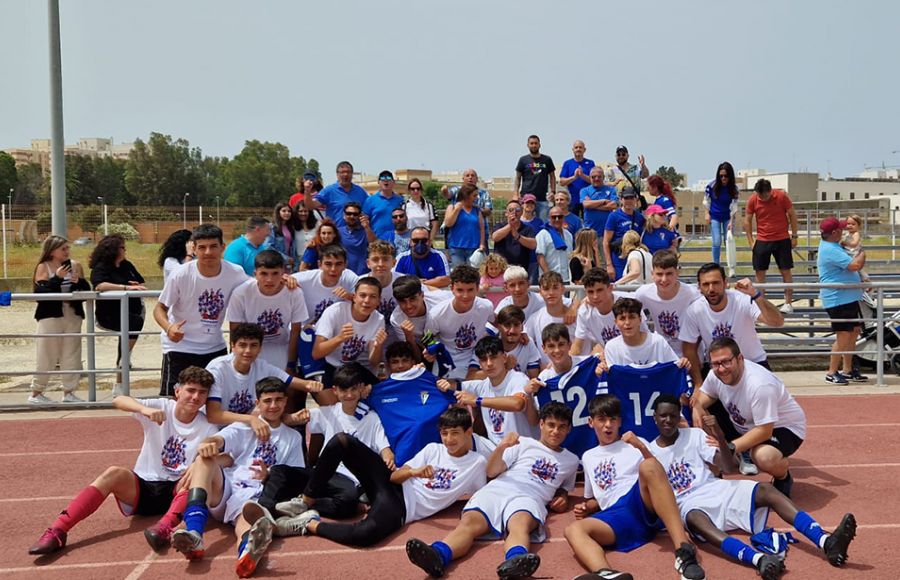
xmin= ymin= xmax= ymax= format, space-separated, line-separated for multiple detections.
xmin=794 ymin=511 xmax=827 ymax=548
xmin=237 ymin=531 xmax=249 ymax=556
xmin=721 ymin=537 xmax=760 ymax=565
xmin=183 ymin=502 xmax=209 ymax=535
xmin=431 ymin=541 xmax=453 ymax=567
xmin=504 ymin=545 xmax=528 ymax=561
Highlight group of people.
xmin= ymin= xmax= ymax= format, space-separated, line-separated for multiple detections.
xmin=28 ymin=196 xmax=859 ymax=578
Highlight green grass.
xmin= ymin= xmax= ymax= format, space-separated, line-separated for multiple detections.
xmin=1 ymin=242 xmax=162 ymax=280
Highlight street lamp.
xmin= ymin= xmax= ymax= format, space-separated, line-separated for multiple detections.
xmin=216 ymin=195 xmax=221 ymax=225
xmin=97 ymin=196 xmax=108 ymax=235
xmin=183 ymin=192 xmax=190 ymax=230
xmin=7 ymin=188 xmax=12 ymax=217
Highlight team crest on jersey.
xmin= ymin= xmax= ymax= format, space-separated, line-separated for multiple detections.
xmin=253 ymin=440 xmax=278 ymax=467
xmin=666 ymin=459 xmax=696 ymax=494
xmin=726 ymin=402 xmax=746 ymax=426
xmin=341 ymin=335 xmax=366 ymax=362
xmin=712 ymin=322 xmax=734 ymax=340
xmin=420 ymin=391 xmax=430 ymax=405
xmin=198 ymin=288 xmax=225 ymax=322
xmin=256 ymin=308 xmax=284 ymax=336
xmin=600 ymin=324 xmax=621 ymax=344
xmin=455 ymin=323 xmax=478 ymax=349
xmin=314 ymin=298 xmax=336 ymax=322
xmin=657 ymin=311 xmax=680 ymax=338
xmin=530 ymin=457 xmax=559 ymax=483
xmin=488 ymin=407 xmax=504 ymax=433
xmin=379 ymin=297 xmax=396 ymax=318
xmin=229 ymin=390 xmax=255 ymax=414
xmin=425 ymin=467 xmax=458 ymax=490
xmin=160 ymin=435 xmax=187 ymax=472
xmin=592 ymin=459 xmax=617 ymax=490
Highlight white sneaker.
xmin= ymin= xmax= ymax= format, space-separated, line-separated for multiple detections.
xmin=779 ymin=303 xmax=794 ymax=314
xmin=27 ymin=393 xmax=53 ymax=404
xmin=62 ymin=392 xmax=84 ymax=403
xmin=112 ymin=384 xmax=125 ymax=397
xmin=738 ymin=451 xmax=760 ymax=476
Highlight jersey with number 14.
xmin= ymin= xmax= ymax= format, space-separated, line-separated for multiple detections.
xmin=598 ymin=362 xmax=692 ymax=440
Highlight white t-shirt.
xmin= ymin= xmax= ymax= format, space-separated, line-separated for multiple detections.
xmin=158 ymin=261 xmax=249 ymax=354
xmin=390 ymin=289 xmax=453 ymax=343
xmin=494 ymin=292 xmax=546 ymax=320
xmin=425 ymin=297 xmax=496 ymax=380
xmin=603 ymin=332 xmax=678 ymax=367
xmin=525 ymin=306 xmax=576 ymax=365
xmin=469 ymin=340 xmax=542 ymax=375
xmin=402 ymin=443 xmax=487 ymax=523
xmin=537 ymin=355 xmax=591 ymax=384
xmin=634 ymin=282 xmax=702 ymax=356
xmin=574 ymin=291 xmax=647 ymax=348
xmin=219 ymin=421 xmax=305 ymax=490
xmin=535 ymin=229 xmax=574 ymax=283
xmin=308 ymin=403 xmax=390 ymax=483
xmin=226 ymin=279 xmax=309 ymax=369
xmin=292 ymin=269 xmax=359 ymax=324
xmin=461 ymin=371 xmax=533 ymax=443
xmin=680 ymin=290 xmax=766 ymax=363
xmin=489 ymin=437 xmax=579 ymax=504
xmin=315 ymin=301 xmax=385 ymax=371
xmin=582 ymin=438 xmax=649 ymax=510
xmin=207 ymin=353 xmax=291 ymax=415
xmin=623 ymin=249 xmax=653 ymax=285
xmin=132 ymin=398 xmax=218 ymax=482
xmin=700 ymin=360 xmax=807 ymax=439
xmin=163 ymin=257 xmax=188 ymax=283
xmin=648 ymin=428 xmax=718 ymax=499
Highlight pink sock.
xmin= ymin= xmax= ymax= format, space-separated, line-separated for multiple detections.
xmin=156 ymin=489 xmax=189 ymax=528
xmin=52 ymin=486 xmax=106 ymax=532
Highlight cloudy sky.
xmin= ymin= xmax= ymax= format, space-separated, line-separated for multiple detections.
xmin=2 ymin=0 xmax=898 ymax=185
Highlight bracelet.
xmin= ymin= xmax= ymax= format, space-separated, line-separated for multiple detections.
xmin=751 ymin=291 xmax=762 ymax=302
xmin=475 ymin=397 xmax=483 ymax=407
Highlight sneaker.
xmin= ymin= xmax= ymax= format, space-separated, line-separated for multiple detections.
xmin=823 ymin=513 xmax=857 ymax=567
xmin=236 ymin=515 xmax=274 ymax=578
xmin=772 ymin=471 xmax=793 ymax=498
xmin=171 ymin=529 xmax=205 ymax=560
xmin=27 ymin=393 xmax=53 ymax=405
xmin=779 ymin=303 xmax=794 ymax=314
xmin=275 ymin=496 xmax=310 ymax=518
xmin=825 ymin=372 xmax=849 ymax=385
xmin=112 ymin=383 xmax=125 ymax=397
xmin=846 ymin=370 xmax=869 ymax=383
xmin=755 ymin=553 xmax=785 ymax=580
xmin=496 ymin=553 xmax=540 ymax=579
xmin=738 ymin=451 xmax=759 ymax=476
xmin=143 ymin=522 xmax=173 ymax=552
xmin=406 ymin=538 xmax=445 ymax=578
xmin=242 ymin=501 xmax=275 ymax=527
xmin=674 ymin=542 xmax=706 ymax=580
xmin=574 ymin=569 xmax=635 ymax=580
xmin=28 ymin=527 xmax=67 ymax=555
xmin=62 ymin=392 xmax=84 ymax=403
xmin=274 ymin=510 xmax=320 ymax=537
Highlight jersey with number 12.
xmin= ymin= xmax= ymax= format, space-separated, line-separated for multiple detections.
xmin=535 ymin=356 xmax=603 ymax=456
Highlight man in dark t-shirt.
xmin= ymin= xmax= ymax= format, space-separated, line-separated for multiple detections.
xmin=515 ymin=134 xmax=556 ymax=222
xmin=492 ymin=199 xmax=537 ymax=269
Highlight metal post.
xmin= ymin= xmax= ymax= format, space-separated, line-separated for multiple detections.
xmin=183 ymin=192 xmax=190 ymax=230
xmin=876 ymin=286 xmax=886 ymax=387
xmin=85 ymin=299 xmax=97 ymax=401
xmin=893 ymin=209 xmax=896 ymax=262
xmin=216 ymin=196 xmax=220 ymax=224
xmin=103 ymin=204 xmax=108 ymax=235
xmin=199 ymin=205 xmax=203 ymax=225
xmin=120 ymin=292 xmax=131 ymax=395
xmin=1 ymin=204 xmax=7 ymax=279
xmin=48 ymin=0 xmax=67 ymax=236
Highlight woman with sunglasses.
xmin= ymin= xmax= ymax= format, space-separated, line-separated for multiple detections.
xmin=402 ymin=178 xmax=439 ymax=242
xmin=705 ymin=161 xmax=740 ymax=264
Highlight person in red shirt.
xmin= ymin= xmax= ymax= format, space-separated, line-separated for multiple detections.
xmin=288 ymin=171 xmax=323 ymax=210
xmin=744 ymin=179 xmax=799 ymax=313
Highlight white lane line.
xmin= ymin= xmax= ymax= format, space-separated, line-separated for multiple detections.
xmin=123 ymin=551 xmax=157 ymax=580
xmin=0 ymin=496 xmax=70 ymax=503
xmin=0 ymin=448 xmax=139 ymax=458
xmin=807 ymin=423 xmax=900 ymax=428
xmin=792 ymin=462 xmax=900 ymax=470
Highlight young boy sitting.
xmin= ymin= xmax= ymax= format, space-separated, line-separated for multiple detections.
xmin=466 ymin=305 xmax=541 ymax=380
xmin=28 ymin=367 xmax=219 ymax=555
xmin=565 ymin=395 xmax=704 ymax=580
xmin=405 ymin=402 xmax=579 ymax=579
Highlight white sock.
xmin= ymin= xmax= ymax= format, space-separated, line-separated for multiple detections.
xmin=819 ymin=533 xmax=830 ymax=549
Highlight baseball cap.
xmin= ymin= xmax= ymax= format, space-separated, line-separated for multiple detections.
xmin=520 ymin=194 xmax=537 ymax=204
xmin=620 ymin=191 xmax=638 ymax=199
xmin=378 ymin=170 xmax=395 ymax=181
xmin=616 ymin=145 xmax=628 ymax=154
xmin=645 ymin=204 xmax=666 ymax=216
xmin=819 ymin=217 xmax=847 ymax=234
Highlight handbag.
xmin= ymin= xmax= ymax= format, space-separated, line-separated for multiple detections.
xmin=725 ymin=230 xmax=737 ymax=278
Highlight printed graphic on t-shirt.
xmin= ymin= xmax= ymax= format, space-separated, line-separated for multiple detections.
xmin=253 ymin=440 xmax=278 ymax=467
xmin=257 ymin=308 xmax=285 ymax=337
xmin=198 ymin=288 xmax=225 ymax=323
xmin=666 ymin=459 xmax=696 ymax=494
xmin=379 ymin=297 xmax=396 ymax=320
xmin=488 ymin=408 xmax=504 ymax=433
xmin=341 ymin=335 xmax=366 ymax=362
xmin=526 ymin=161 xmax=549 ymax=174
xmin=530 ymin=457 xmax=560 ymax=483
xmin=593 ymin=459 xmax=617 ymax=491
xmin=314 ymin=298 xmax=336 ymax=323
xmin=727 ymin=402 xmax=747 ymax=427
xmin=712 ymin=322 xmax=734 ymax=340
xmin=229 ymin=390 xmax=254 ymax=414
xmin=601 ymin=325 xmax=621 ymax=344
xmin=455 ymin=323 xmax=478 ymax=349
xmin=657 ymin=310 xmax=680 ymax=338
xmin=425 ymin=467 xmax=458 ymax=490
xmin=161 ymin=435 xmax=187 ymax=472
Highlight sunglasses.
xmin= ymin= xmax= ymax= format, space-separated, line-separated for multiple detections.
xmin=392 ymin=214 xmax=406 ymax=219
xmin=379 ymin=176 xmax=394 ymax=182
xmin=412 ymin=238 xmax=429 ymax=243
xmin=408 ymin=186 xmax=422 ymax=191
xmin=344 ymin=211 xmax=361 ymax=217
xmin=550 ymin=215 xmax=565 ymax=220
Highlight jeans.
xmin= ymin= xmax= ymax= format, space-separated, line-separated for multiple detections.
xmin=710 ymin=217 xmax=730 ymax=264
xmin=535 ymin=200 xmax=551 ymax=223
xmin=448 ymin=247 xmax=476 ymax=269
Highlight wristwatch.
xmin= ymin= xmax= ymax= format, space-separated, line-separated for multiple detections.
xmin=726 ymin=442 xmax=737 ymax=453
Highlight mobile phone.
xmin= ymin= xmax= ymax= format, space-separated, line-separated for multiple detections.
xmin=62 ymin=259 xmax=72 ymax=269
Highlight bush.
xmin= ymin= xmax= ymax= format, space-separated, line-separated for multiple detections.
xmin=110 ymin=208 xmax=132 ymax=223
xmin=107 ymin=222 xmax=140 ymax=240
xmin=132 ymin=208 xmax=179 ymax=221
xmin=36 ymin=211 xmax=52 ymax=234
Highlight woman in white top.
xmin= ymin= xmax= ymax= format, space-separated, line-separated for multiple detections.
xmin=158 ymin=229 xmax=194 ymax=282
xmin=403 ymin=178 xmax=439 ymax=242
xmin=292 ymin=203 xmax=321 ymax=271
xmin=616 ymin=230 xmax=653 ymax=286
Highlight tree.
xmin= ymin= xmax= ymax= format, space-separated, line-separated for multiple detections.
xmin=0 ymin=152 xmax=17 ymax=201
xmin=93 ymin=157 xmax=131 ymax=205
xmin=124 ymin=132 xmax=205 ymax=206
xmin=15 ymin=163 xmax=47 ymax=205
xmin=200 ymin=156 xmax=231 ymax=202
xmin=655 ymin=166 xmax=685 ymax=189
xmin=225 ymin=140 xmax=300 ymax=207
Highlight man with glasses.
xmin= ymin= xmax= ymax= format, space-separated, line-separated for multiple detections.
xmin=338 ymin=201 xmax=374 ymax=275
xmin=492 ymin=199 xmax=537 ymax=270
xmin=692 ymin=337 xmax=807 ymax=497
xmin=391 ymin=208 xmax=412 ymax=254
xmin=394 ymin=227 xmax=451 ymax=289
xmin=305 ymin=161 xmax=369 ymax=228
xmin=363 ymin=170 xmax=405 ymax=242
xmin=581 ymin=166 xmax=619 ymax=241
xmin=607 ymin=145 xmax=649 ymax=206
xmin=515 ymin=135 xmax=556 ymax=222
xmin=441 ymin=168 xmax=493 ymax=248
xmin=535 ymin=208 xmax=574 ymax=284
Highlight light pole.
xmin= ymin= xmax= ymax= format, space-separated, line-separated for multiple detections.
xmin=97 ymin=196 xmax=108 ymax=235
xmin=182 ymin=192 xmax=190 ymax=230
xmin=216 ymin=195 xmax=221 ymax=225
xmin=7 ymin=188 xmax=12 ymax=214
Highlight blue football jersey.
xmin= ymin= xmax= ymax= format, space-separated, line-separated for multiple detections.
xmin=536 ymin=357 xmax=603 ymax=457
xmin=599 ymin=362 xmax=692 ymax=440
xmin=296 ymin=327 xmax=325 ymax=378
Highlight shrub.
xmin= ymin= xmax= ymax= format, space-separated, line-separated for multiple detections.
xmin=107 ymin=222 xmax=140 ymax=240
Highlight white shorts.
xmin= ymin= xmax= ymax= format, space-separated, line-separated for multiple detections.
xmin=679 ymin=479 xmax=769 ymax=539
xmin=463 ymin=486 xmax=548 ymax=543
xmin=209 ymin=480 xmax=232 ymax=523
xmin=219 ymin=479 xmax=262 ymax=525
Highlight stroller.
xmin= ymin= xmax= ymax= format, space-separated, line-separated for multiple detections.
xmin=855 ymin=292 xmax=900 ymax=374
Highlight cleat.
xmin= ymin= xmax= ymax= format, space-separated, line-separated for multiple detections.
xmin=275 ymin=510 xmax=320 ymax=537
xmin=825 ymin=372 xmax=849 ymax=385
xmin=755 ymin=553 xmax=785 ymax=580
xmin=242 ymin=500 xmax=274 ymax=526
xmin=674 ymin=542 xmax=706 ymax=580
xmin=171 ymin=529 xmax=205 ymax=560
xmin=772 ymin=471 xmax=793 ymax=498
xmin=27 ymin=393 xmax=53 ymax=405
xmin=497 ymin=553 xmax=540 ymax=579
xmin=28 ymin=527 xmax=67 ymax=555
xmin=275 ymin=496 xmax=310 ymax=518
xmin=143 ymin=523 xmax=173 ymax=552
xmin=823 ymin=513 xmax=857 ymax=567
xmin=846 ymin=370 xmax=869 ymax=382
xmin=573 ymin=569 xmax=634 ymax=579
xmin=406 ymin=538 xmax=445 ymax=578
xmin=779 ymin=303 xmax=794 ymax=314
xmin=738 ymin=451 xmax=759 ymax=476
xmin=62 ymin=392 xmax=84 ymax=403
xmin=236 ymin=515 xmax=274 ymax=578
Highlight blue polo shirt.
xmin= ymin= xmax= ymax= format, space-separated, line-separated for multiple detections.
xmin=395 ymin=250 xmax=449 ymax=280
xmin=560 ymin=157 xmax=595 ymax=203
xmin=223 ymin=235 xmax=269 ymax=275
xmin=581 ymin=185 xmax=619 ymax=234
xmin=363 ymin=192 xmax=405 ymax=242
xmin=605 ymin=208 xmax=645 ymax=243
xmin=563 ymin=213 xmax=583 ymax=237
xmin=643 ymin=227 xmax=679 ymax=255
xmin=316 ymin=182 xmax=369 ymax=227
xmin=817 ymin=240 xmax=862 ymax=308
xmin=338 ymin=225 xmax=369 ymax=275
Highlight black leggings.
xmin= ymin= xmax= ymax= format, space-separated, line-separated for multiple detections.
xmin=306 ymin=433 xmax=405 ymax=547
xmin=257 ymin=465 xmax=360 ymax=520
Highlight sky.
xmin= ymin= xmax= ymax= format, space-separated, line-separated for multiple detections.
xmin=2 ymin=0 xmax=899 ymax=186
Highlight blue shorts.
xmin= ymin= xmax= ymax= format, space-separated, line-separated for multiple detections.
xmin=592 ymin=481 xmax=663 ymax=552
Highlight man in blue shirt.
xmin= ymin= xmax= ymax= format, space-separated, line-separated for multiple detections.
xmin=363 ymin=170 xmax=405 ymax=242
xmin=394 ymin=227 xmax=451 ymax=289
xmin=338 ymin=202 xmax=374 ymax=275
xmin=581 ymin=167 xmax=619 ymax=239
xmin=558 ymin=140 xmax=595 ymax=216
xmin=441 ymin=169 xmax=493 ymax=249
xmin=305 ymin=161 xmax=368 ymax=228
xmin=817 ymin=217 xmax=867 ymax=385
xmin=603 ymin=192 xmax=645 ymax=279
xmin=223 ymin=216 xmax=271 ymax=275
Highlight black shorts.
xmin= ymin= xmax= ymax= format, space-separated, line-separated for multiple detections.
xmin=160 ymin=348 xmax=227 ymax=396
xmin=133 ymin=476 xmax=177 ymax=516
xmin=826 ymin=301 xmax=862 ymax=332
xmin=752 ymin=238 xmax=793 ymax=271
xmin=762 ymin=427 xmax=804 ymax=458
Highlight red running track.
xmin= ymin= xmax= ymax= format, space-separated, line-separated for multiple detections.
xmin=1 ymin=394 xmax=896 ymax=579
